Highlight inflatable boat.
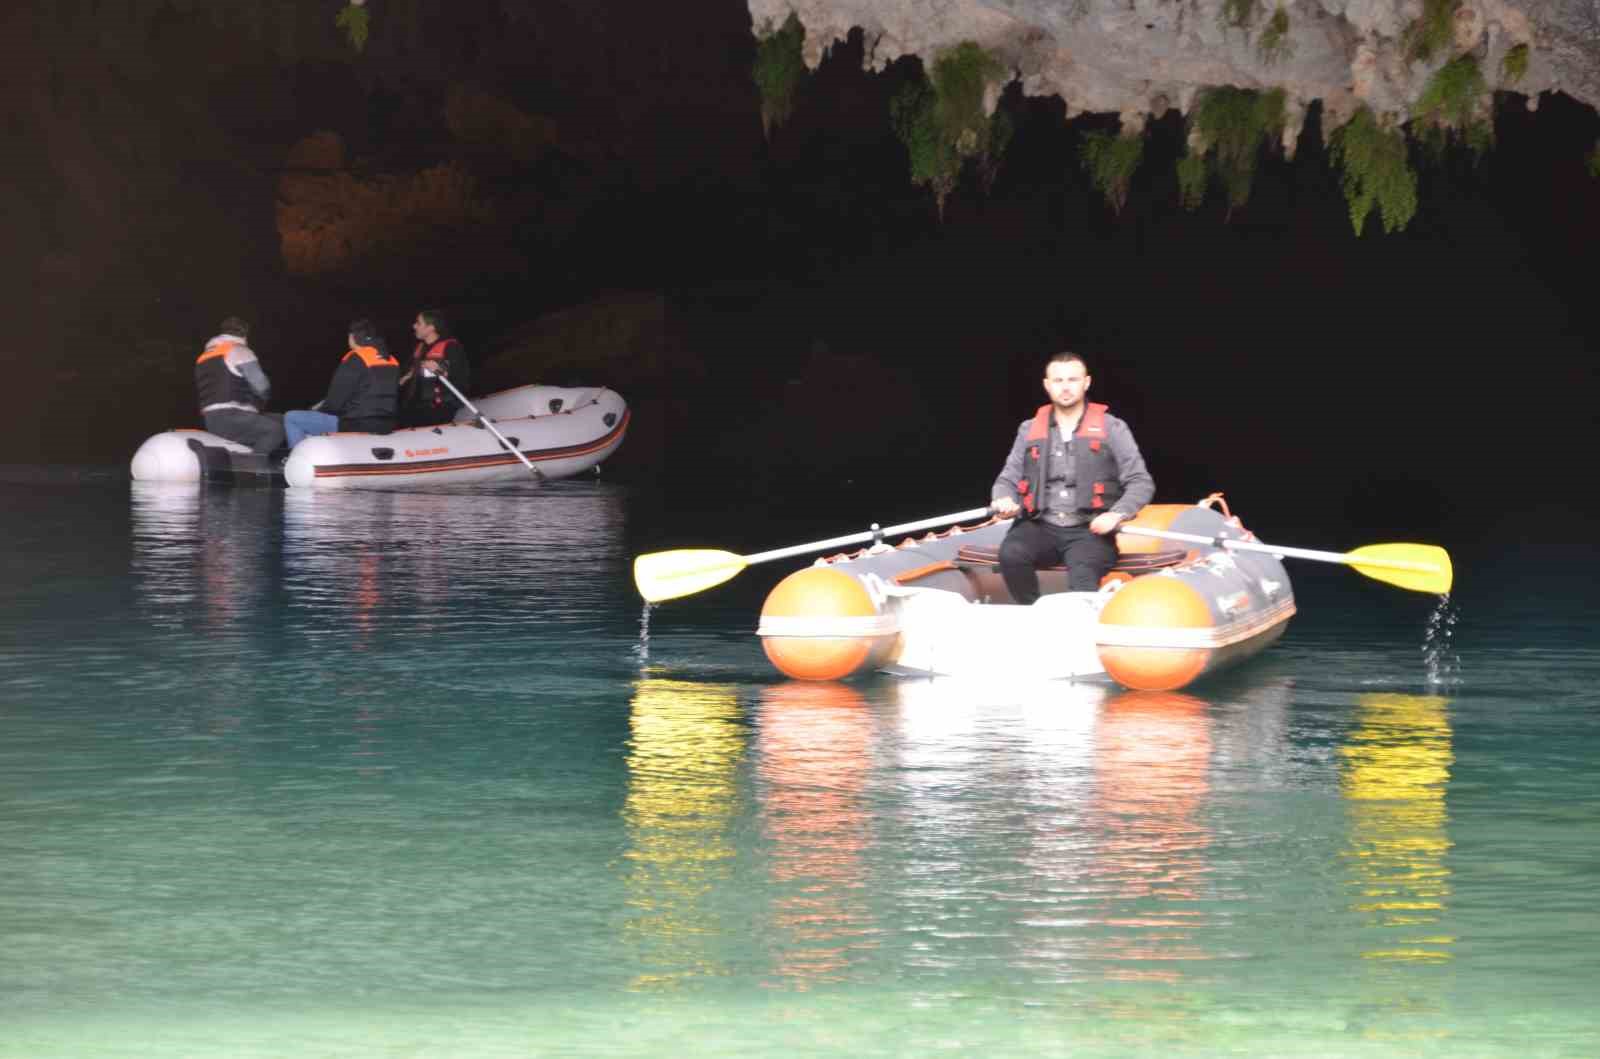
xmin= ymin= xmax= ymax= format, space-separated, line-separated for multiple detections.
xmin=130 ymin=385 xmax=628 ymax=489
xmin=752 ymin=498 xmax=1297 ymax=692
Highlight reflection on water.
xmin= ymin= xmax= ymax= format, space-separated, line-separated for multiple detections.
xmin=1341 ymin=693 xmax=1455 ymax=964
xmin=880 ymin=679 xmax=1227 ymax=987
xmin=133 ymin=483 xmax=630 ymax=649
xmin=130 ymin=483 xmax=276 ymax=632
xmin=1088 ymin=691 xmax=1215 ymax=982
xmin=622 ymin=677 xmax=746 ymax=990
xmin=755 ymin=682 xmax=878 ymax=986
xmin=7 ymin=477 xmax=1598 ymax=1054
xmin=282 ymin=491 xmax=406 ymax=651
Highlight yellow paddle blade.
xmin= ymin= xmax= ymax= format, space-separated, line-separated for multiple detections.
xmin=1347 ymin=544 xmax=1453 ymax=595
xmin=633 ymin=549 xmax=749 ymax=603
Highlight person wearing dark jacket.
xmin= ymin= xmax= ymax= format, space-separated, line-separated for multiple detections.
xmin=398 ymin=309 xmax=470 ymax=427
xmin=195 ymin=316 xmax=285 ymax=454
xmin=283 ymin=319 xmax=400 ymax=448
xmin=990 ymin=351 xmax=1155 ymax=601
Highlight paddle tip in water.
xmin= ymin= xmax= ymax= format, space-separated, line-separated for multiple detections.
xmin=1348 ymin=543 xmax=1453 ymax=595
xmin=633 ymin=549 xmax=749 ymax=603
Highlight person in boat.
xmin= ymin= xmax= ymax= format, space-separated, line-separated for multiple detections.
xmin=283 ymin=319 xmax=400 ymax=447
xmin=195 ymin=316 xmax=285 ymax=454
xmin=990 ymin=351 xmax=1155 ymax=602
xmin=397 ymin=309 xmax=470 ymax=427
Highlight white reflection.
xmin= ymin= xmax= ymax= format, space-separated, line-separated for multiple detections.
xmin=883 ymin=678 xmax=1113 ymax=977
xmin=621 ymin=678 xmax=746 ymax=990
xmin=754 ymin=682 xmax=878 ymax=986
xmin=1341 ymin=693 xmax=1455 ymax=964
xmin=130 ymin=482 xmax=274 ymax=632
xmin=280 ymin=485 xmax=626 ymax=646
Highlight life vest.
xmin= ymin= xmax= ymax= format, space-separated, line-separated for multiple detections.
xmin=337 ymin=345 xmax=400 ymax=431
xmin=194 ymin=339 xmax=259 ymax=414
xmin=1016 ymin=402 xmax=1122 ymax=517
xmin=408 ymin=337 xmax=464 ymax=413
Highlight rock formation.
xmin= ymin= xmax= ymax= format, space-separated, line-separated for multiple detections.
xmin=748 ymin=0 xmax=1600 ymax=145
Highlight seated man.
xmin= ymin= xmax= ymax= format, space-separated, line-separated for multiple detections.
xmin=284 ymin=319 xmax=400 ymax=447
xmin=398 ymin=309 xmax=470 ymax=427
xmin=990 ymin=351 xmax=1154 ymax=602
xmin=194 ymin=316 xmax=285 ymax=454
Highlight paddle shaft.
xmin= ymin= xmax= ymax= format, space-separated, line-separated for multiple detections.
xmin=1119 ymin=525 xmax=1439 ymax=573
xmin=744 ymin=507 xmax=994 ymax=566
xmin=424 ymin=368 xmax=539 ymax=476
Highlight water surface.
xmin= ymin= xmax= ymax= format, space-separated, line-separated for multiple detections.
xmin=2 ymin=472 xmax=1596 ymax=1056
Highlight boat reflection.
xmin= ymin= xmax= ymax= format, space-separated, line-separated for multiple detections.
xmin=880 ymin=678 xmax=1226 ymax=983
xmin=621 ymin=677 xmax=746 ymax=990
xmin=280 ymin=485 xmax=626 ymax=649
xmin=130 ymin=481 xmax=276 ymax=632
xmin=1340 ymin=692 xmax=1455 ymax=964
xmin=753 ymin=682 xmax=878 ymax=986
xmin=282 ymin=490 xmax=425 ymax=650
xmin=1084 ymin=690 xmax=1215 ymax=982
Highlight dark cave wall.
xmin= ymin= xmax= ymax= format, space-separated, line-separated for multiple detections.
xmin=2 ymin=0 xmax=1596 ymax=543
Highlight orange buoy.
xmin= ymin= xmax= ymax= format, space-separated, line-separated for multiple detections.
xmin=757 ymin=567 xmax=899 ymax=681
xmin=1096 ymin=575 xmax=1216 ymax=692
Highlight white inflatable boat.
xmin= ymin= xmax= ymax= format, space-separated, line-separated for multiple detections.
xmin=130 ymin=385 xmax=629 ymax=489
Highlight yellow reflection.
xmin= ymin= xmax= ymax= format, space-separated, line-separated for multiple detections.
xmin=756 ymin=682 xmax=877 ymax=986
xmin=622 ymin=678 xmax=745 ymax=990
xmin=1089 ymin=690 xmax=1215 ymax=981
xmin=1340 ymin=693 xmax=1454 ymax=963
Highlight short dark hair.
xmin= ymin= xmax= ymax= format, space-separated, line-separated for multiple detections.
xmin=1044 ymin=350 xmax=1088 ymax=374
xmin=348 ymin=318 xmax=384 ymax=350
xmin=418 ymin=309 xmax=451 ymax=339
xmin=220 ymin=316 xmax=250 ymax=338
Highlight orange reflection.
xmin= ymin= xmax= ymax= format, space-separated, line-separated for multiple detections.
xmin=622 ymin=678 xmax=745 ymax=990
xmin=1088 ymin=690 xmax=1214 ymax=981
xmin=756 ymin=682 xmax=877 ymax=986
xmin=1340 ymin=693 xmax=1454 ymax=964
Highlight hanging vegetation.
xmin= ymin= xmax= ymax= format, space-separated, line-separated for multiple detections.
xmin=1079 ymin=130 xmax=1145 ymax=214
xmin=1500 ymin=43 xmax=1530 ymax=86
xmin=335 ymin=2 xmax=371 ymax=53
xmin=1221 ymin=0 xmax=1258 ymax=29
xmin=1328 ymin=108 xmax=1419 ymax=236
xmin=1403 ymin=0 xmax=1460 ymax=64
xmin=1179 ymin=86 xmax=1287 ymax=215
xmin=979 ymin=109 xmax=1016 ymax=192
xmin=1257 ymin=6 xmax=1294 ymax=65
xmin=1176 ymin=154 xmax=1208 ymax=210
xmin=889 ymin=42 xmax=1009 ymax=216
xmin=1412 ymin=55 xmax=1492 ymax=158
xmin=753 ymin=13 xmax=807 ymax=139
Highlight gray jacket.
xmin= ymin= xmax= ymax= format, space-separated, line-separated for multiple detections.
xmin=991 ymin=408 xmax=1155 ymax=522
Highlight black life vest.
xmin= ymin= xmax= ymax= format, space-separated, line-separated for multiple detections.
xmin=194 ymin=340 xmax=259 ymax=414
xmin=1016 ymin=402 xmax=1122 ymax=517
xmin=338 ymin=345 xmax=400 ymax=432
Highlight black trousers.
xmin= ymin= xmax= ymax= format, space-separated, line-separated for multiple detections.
xmin=204 ymin=410 xmax=285 ymax=455
xmin=998 ymin=517 xmax=1118 ymax=602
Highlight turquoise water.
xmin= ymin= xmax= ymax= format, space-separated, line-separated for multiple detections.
xmin=3 ymin=471 xmax=1598 ymax=1057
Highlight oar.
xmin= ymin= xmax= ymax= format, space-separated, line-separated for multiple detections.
xmin=634 ymin=506 xmax=994 ymax=603
xmin=423 ymin=367 xmax=539 ymax=477
xmin=1118 ymin=525 xmax=1453 ymax=595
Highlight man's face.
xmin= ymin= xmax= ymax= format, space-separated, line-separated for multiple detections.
xmin=412 ymin=315 xmax=435 ymax=342
xmin=1042 ymin=359 xmax=1090 ymax=412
